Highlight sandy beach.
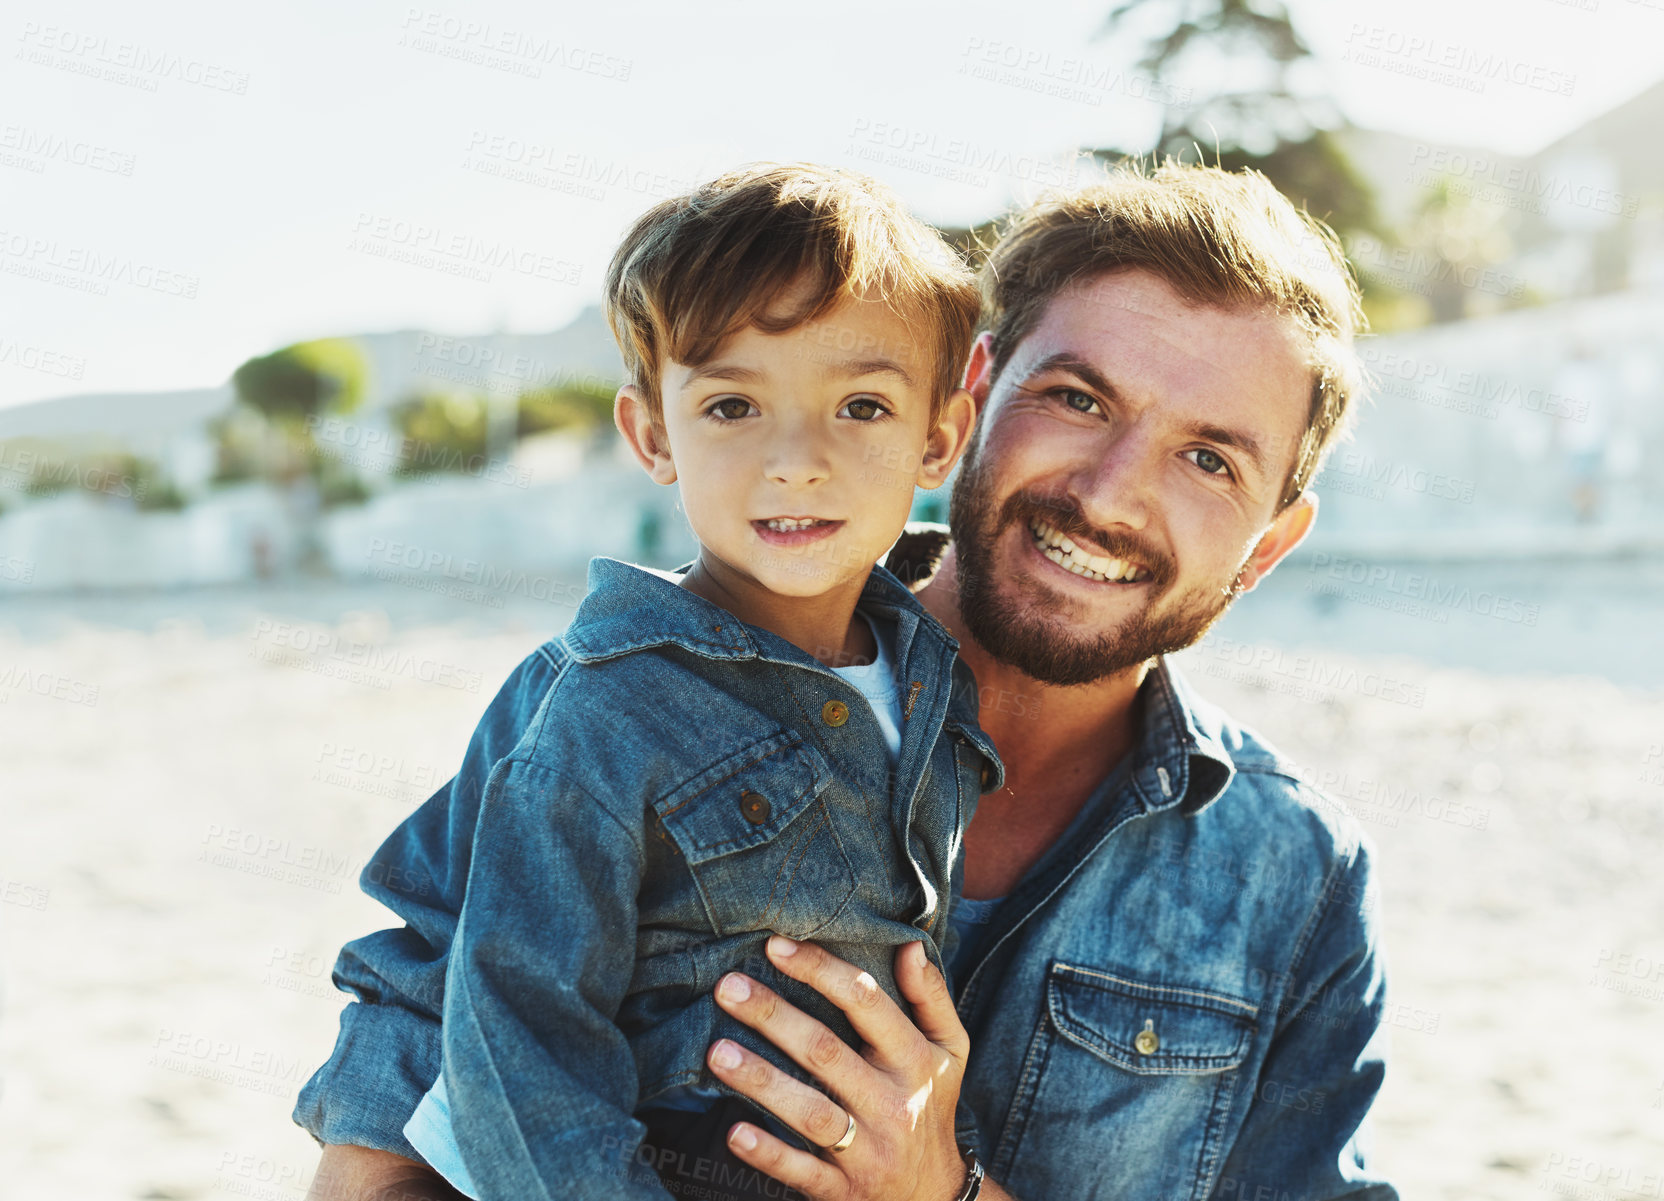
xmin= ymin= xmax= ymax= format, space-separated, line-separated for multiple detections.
xmin=2 ymin=572 xmax=1661 ymax=1201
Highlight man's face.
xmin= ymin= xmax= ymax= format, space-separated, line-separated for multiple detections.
xmin=949 ymin=268 xmax=1314 ymax=685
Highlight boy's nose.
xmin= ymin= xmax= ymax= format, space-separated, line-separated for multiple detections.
xmin=764 ymin=428 xmax=833 ymax=487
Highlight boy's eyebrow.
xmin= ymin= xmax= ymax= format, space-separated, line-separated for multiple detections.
xmin=1024 ymin=352 xmax=1268 ymax=478
xmin=829 ymin=357 xmax=916 ymax=387
xmin=679 ymin=362 xmax=765 ymax=392
xmin=680 ymin=357 xmax=918 ymax=392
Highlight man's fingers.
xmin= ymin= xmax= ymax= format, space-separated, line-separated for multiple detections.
xmin=707 ymin=1038 xmax=858 ymax=1152
xmin=762 ymin=935 xmax=924 ymax=1069
xmin=724 ymin=1121 xmax=844 ymax=1201
xmin=714 ymin=969 xmax=886 ymax=1103
xmin=896 ymin=941 xmax=970 ymax=1065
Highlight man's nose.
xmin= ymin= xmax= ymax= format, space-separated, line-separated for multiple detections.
xmin=764 ymin=421 xmax=833 ymax=488
xmin=1071 ymin=429 xmax=1155 ymax=533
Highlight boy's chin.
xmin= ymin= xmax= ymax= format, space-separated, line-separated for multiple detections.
xmin=745 ymin=556 xmax=871 ymax=597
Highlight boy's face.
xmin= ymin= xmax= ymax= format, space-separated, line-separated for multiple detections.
xmin=623 ymin=289 xmax=969 ymax=598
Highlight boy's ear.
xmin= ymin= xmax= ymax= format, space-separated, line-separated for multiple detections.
xmin=614 ymin=385 xmax=676 ymax=485
xmin=914 ymin=386 xmax=978 ymax=491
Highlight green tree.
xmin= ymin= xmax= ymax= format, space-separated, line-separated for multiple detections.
xmin=226 ymin=338 xmax=372 ymax=494
xmin=390 ymin=392 xmax=489 ymax=478
xmin=1095 ymin=0 xmax=1380 ymax=239
xmin=515 ymin=377 xmax=617 ymax=438
xmin=231 ymin=338 xmax=368 ymax=425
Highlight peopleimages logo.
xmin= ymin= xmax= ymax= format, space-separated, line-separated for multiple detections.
xmin=1341 ymin=24 xmax=1576 ymax=96
xmin=1406 ymin=144 xmax=1637 ymax=219
xmin=1358 ymin=347 xmax=1590 ymax=421
xmin=1305 ymin=554 xmax=1541 ymax=627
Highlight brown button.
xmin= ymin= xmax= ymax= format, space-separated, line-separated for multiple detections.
xmin=979 ymin=762 xmax=995 ymax=791
xmin=821 ymin=700 xmax=849 ymax=727
xmin=739 ymin=790 xmax=771 ymax=824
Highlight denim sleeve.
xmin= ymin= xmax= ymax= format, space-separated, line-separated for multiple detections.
xmin=444 ymin=756 xmax=670 ymax=1201
xmin=292 ymin=649 xmax=560 ymax=1159
xmin=1210 ymin=841 xmax=1399 ymax=1200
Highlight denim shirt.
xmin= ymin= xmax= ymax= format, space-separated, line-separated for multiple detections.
xmin=293 ymin=555 xmax=1000 ymax=1199
xmin=295 ymin=531 xmax=1397 ymax=1201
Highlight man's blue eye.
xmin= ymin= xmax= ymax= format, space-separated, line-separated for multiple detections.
xmin=1189 ymin=448 xmax=1228 ymax=475
xmin=1062 ymin=389 xmax=1096 ymax=413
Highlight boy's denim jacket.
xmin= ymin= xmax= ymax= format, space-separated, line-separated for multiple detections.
xmin=295 ymin=555 xmax=1001 ymax=1199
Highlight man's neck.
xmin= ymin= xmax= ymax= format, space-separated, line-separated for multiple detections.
xmin=918 ymin=543 xmax=1148 ymax=897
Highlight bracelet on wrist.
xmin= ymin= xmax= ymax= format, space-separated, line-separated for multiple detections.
xmin=952 ymin=1143 xmax=985 ymax=1201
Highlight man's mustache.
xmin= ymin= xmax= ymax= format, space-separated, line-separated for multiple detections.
xmin=999 ymin=489 xmax=1176 ymax=589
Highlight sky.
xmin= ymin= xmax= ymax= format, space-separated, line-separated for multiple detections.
xmin=2 ymin=0 xmax=1660 ymax=411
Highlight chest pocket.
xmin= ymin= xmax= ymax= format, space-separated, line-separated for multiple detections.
xmin=655 ymin=730 xmax=855 ymax=940
xmin=994 ymin=963 xmax=1259 ymax=1192
xmin=1046 ymin=964 xmax=1256 ymax=1074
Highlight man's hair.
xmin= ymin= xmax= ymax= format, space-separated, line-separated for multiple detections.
xmin=980 ymin=162 xmax=1367 ymax=511
xmin=604 ymin=163 xmax=978 ymax=426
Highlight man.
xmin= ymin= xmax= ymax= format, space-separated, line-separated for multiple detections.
xmin=298 ymin=164 xmax=1396 ymax=1201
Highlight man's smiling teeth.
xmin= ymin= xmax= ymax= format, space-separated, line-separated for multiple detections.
xmin=762 ymin=517 xmax=830 ymax=531
xmin=1029 ymin=519 xmax=1146 ymax=583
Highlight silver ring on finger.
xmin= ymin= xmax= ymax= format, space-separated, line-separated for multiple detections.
xmin=826 ymin=1110 xmax=857 ymax=1154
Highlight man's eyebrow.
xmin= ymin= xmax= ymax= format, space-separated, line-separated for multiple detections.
xmin=1181 ymin=421 xmax=1268 ymax=477
xmin=1023 ymin=352 xmax=1119 ymax=402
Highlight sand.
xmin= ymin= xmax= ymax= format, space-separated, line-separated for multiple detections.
xmin=1 ymin=576 xmax=1660 ymax=1200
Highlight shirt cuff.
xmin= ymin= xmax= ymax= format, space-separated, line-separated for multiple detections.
xmin=292 ymin=1000 xmax=441 ymax=1161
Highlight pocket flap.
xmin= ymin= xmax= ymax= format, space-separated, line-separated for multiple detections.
xmin=655 ymin=731 xmax=835 ymax=864
xmin=1046 ymin=963 xmax=1256 ymax=1076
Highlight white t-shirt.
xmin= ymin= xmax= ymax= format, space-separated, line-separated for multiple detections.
xmin=830 ymin=609 xmax=904 ymax=759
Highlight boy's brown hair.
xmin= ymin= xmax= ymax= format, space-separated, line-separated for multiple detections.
xmin=980 ymin=162 xmax=1367 ymax=512
xmin=605 ymin=163 xmax=978 ymax=426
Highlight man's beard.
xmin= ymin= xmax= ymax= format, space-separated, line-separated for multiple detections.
xmin=947 ymin=439 xmax=1249 ymax=687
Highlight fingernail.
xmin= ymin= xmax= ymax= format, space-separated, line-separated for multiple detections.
xmin=710 ymin=1039 xmax=742 ymax=1070
xmin=730 ymin=1124 xmax=758 ymax=1151
xmin=719 ymin=973 xmax=751 ymax=1002
xmin=769 ymin=935 xmax=798 ymax=957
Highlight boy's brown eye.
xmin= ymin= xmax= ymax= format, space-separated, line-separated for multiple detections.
xmin=843 ymin=399 xmax=884 ymax=421
xmin=711 ymin=398 xmax=752 ymax=420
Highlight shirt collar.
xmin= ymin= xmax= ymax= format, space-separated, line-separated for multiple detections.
xmin=560 ymin=556 xmax=946 ymax=665
xmin=1128 ymin=658 xmax=1235 ymax=817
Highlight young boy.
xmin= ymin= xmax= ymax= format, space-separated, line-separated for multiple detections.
xmin=301 ymin=163 xmax=1002 ymax=1200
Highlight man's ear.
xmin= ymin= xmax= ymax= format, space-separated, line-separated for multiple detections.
xmin=915 ymin=387 xmax=978 ymax=490
xmin=1236 ymin=490 xmax=1318 ymax=594
xmin=614 ymin=385 xmax=676 ymax=485
xmin=962 ymin=332 xmax=996 ymax=419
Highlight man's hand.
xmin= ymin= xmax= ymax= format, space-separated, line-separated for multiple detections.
xmin=705 ymin=936 xmax=977 ymax=1201
xmin=306 ymin=1144 xmax=468 ymax=1201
